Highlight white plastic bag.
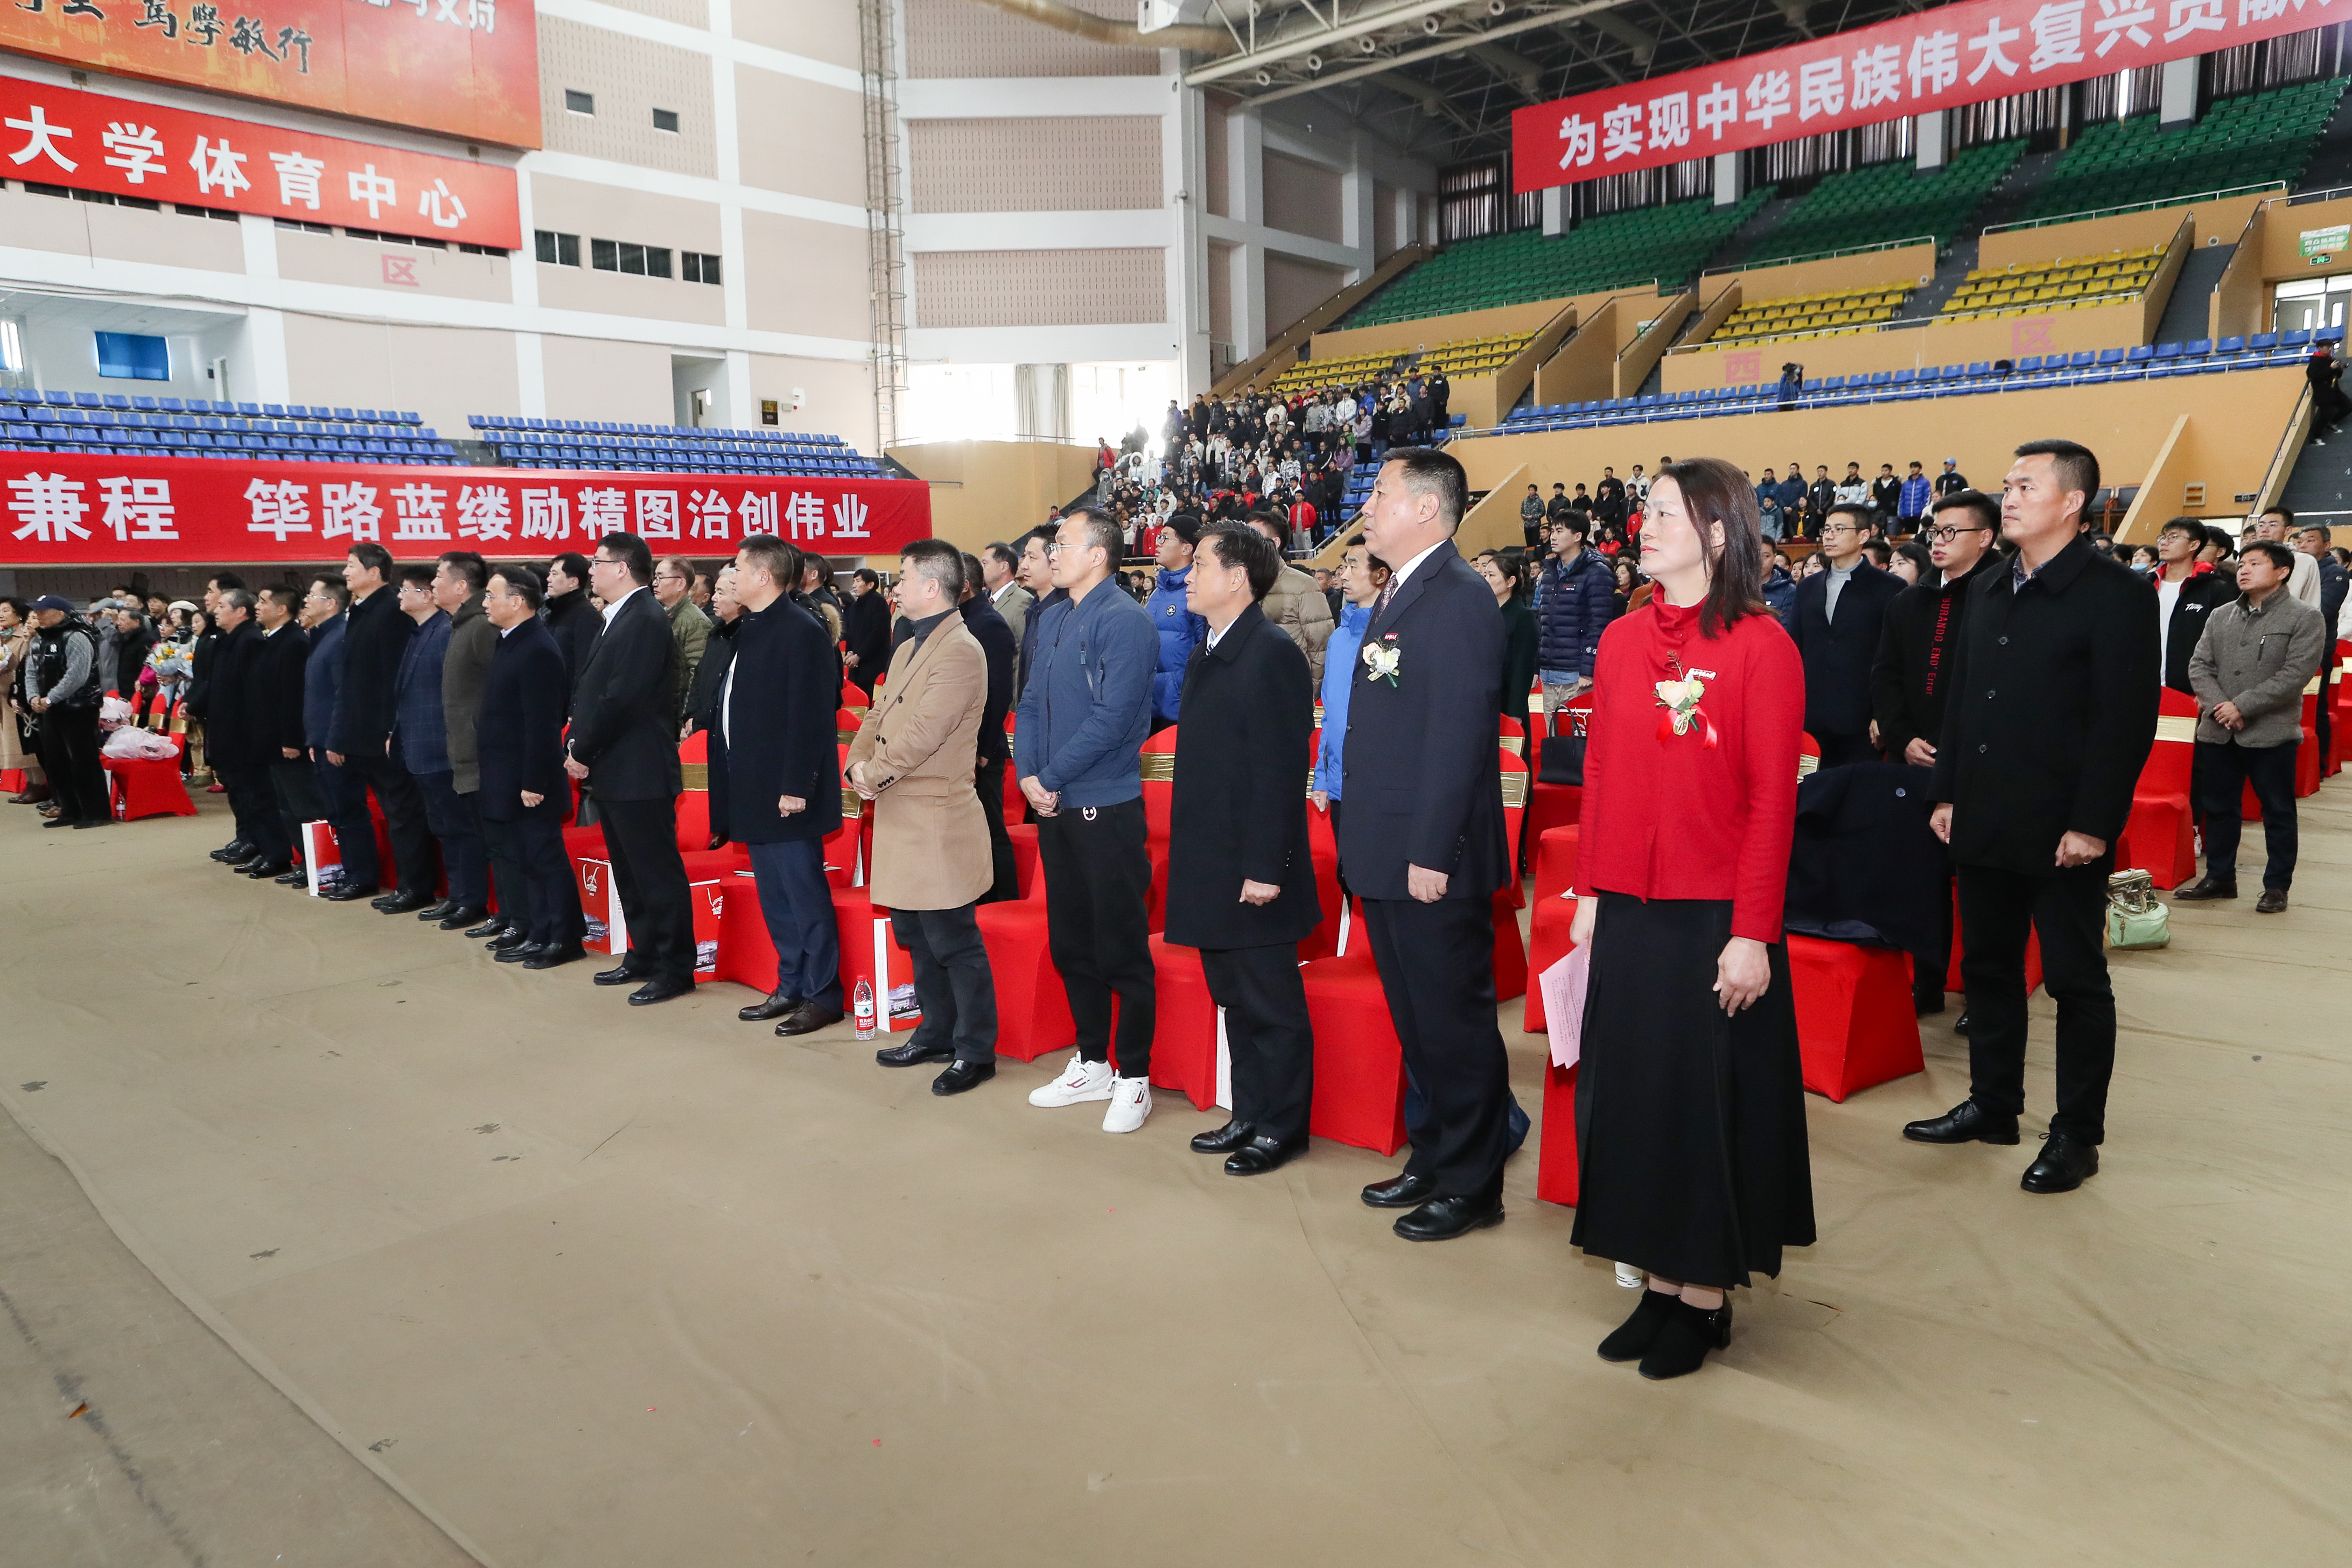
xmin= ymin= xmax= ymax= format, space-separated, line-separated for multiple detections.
xmin=99 ymin=694 xmax=135 ymax=729
xmin=102 ymin=726 xmax=177 ymax=760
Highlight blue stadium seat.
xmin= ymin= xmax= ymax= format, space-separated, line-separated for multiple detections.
xmin=2152 ymin=342 xmax=2182 ymax=360
xmin=2250 ymin=332 xmax=2279 ymax=349
xmin=2283 ymin=328 xmax=2314 ymax=347
xmin=2096 ymin=347 xmax=2125 ymax=366
xmin=2217 ymin=336 xmax=2245 ymax=353
xmin=2319 ymin=324 xmax=2346 ymax=344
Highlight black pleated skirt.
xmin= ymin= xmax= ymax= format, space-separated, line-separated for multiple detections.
xmin=1570 ymin=893 xmax=1816 ymax=1288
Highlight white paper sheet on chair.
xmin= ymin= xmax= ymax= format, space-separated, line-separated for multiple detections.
xmin=1542 ymin=938 xmax=1590 ymax=1070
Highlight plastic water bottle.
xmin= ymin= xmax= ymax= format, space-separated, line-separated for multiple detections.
xmin=853 ymin=978 xmax=877 ymax=1040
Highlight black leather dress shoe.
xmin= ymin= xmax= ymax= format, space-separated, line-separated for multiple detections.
xmin=1394 ymin=1192 xmax=1505 ymax=1242
xmin=1189 ymin=1119 xmax=1256 ymax=1154
xmin=322 ymin=883 xmax=380 ymax=902
xmin=932 ymin=1059 xmax=995 ymax=1096
xmin=243 ymin=861 xmax=293 ymax=879
xmin=416 ymin=898 xmax=458 ymax=922
xmin=2172 ymin=876 xmax=2238 ymax=902
xmin=494 ymin=941 xmax=548 ymax=964
xmin=274 ymin=868 xmax=308 ymax=886
xmin=876 ymin=1038 xmax=954 ymax=1066
xmin=70 ymin=816 xmax=107 ymax=829
xmin=376 ymin=890 xmax=435 ymax=915
xmin=737 ymin=989 xmax=804 ymax=1023
xmin=437 ymin=905 xmax=488 ymax=931
xmin=1361 ymin=1172 xmax=1439 ymax=1209
xmin=463 ymin=916 xmax=513 ymax=940
xmin=1952 ymin=1012 xmax=1973 ymax=1034
xmin=487 ymin=928 xmax=533 ymax=953
xmin=523 ymin=943 xmax=587 ymax=970
xmin=1902 ymin=1100 xmax=2020 ymax=1145
xmin=592 ymin=964 xmax=645 ymax=986
xmin=42 ymin=816 xmax=79 ymax=828
xmin=1598 ymin=1290 xmax=1682 ymax=1363
xmin=628 ymin=976 xmax=693 ymax=1006
xmin=232 ymin=855 xmax=273 ymax=876
xmin=211 ymin=841 xmax=253 ymax=862
xmin=1639 ymin=1299 xmax=1733 ymax=1381
xmin=1224 ymin=1134 xmax=1306 ymax=1176
xmin=2020 ymin=1132 xmax=2099 ymax=1193
xmin=774 ymin=1003 xmax=845 ymax=1037
xmin=2256 ymin=888 xmax=2289 ymax=914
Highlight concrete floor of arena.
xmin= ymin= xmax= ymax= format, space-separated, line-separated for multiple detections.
xmin=2 ymin=790 xmax=2348 ymax=1567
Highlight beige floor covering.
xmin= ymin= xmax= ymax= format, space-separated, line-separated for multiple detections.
xmin=2 ymin=789 xmax=2348 ymax=1567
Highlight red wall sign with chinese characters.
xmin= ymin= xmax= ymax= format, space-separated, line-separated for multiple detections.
xmin=2 ymin=454 xmax=934 ymax=564
xmin=0 ymin=0 xmax=538 ymax=149
xmin=1 ymin=77 xmax=519 ymax=249
xmin=1513 ymin=0 xmax=2340 ymax=192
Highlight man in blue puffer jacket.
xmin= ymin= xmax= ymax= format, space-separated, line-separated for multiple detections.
xmin=1145 ymin=514 xmax=1208 ymax=727
xmin=1531 ymin=513 xmax=1616 ymax=716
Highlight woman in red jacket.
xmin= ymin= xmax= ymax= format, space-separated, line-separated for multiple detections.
xmin=1569 ymin=454 xmax=1815 ymax=1381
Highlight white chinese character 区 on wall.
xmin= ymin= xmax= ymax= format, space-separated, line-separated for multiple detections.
xmin=102 ymin=123 xmax=167 ymax=184
xmin=830 ymin=494 xmax=871 ymax=540
xmin=689 ymin=489 xmax=731 ymax=541
xmin=635 ymin=490 xmax=681 ymax=540
xmin=98 ymin=477 xmax=178 ymax=541
xmin=246 ymin=477 xmax=312 ymax=541
xmin=270 ymin=150 xmax=327 ymax=210
xmin=520 ymin=486 xmax=572 ymax=540
xmin=578 ymin=487 xmax=629 ymax=537
xmin=7 ymin=472 xmax=89 ymax=543
xmin=321 ymin=482 xmax=384 ymax=543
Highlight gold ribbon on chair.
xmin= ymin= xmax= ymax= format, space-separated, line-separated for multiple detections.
xmin=1796 ymin=753 xmax=1820 ymax=780
xmin=840 ymin=785 xmax=864 ymax=815
xmin=1500 ymin=768 xmax=1529 ymax=808
xmin=1139 ymin=752 xmax=1177 ymax=783
xmin=2154 ymin=714 xmax=2198 ymax=744
xmin=680 ymin=762 xmax=709 ymax=791
xmin=1499 ymin=733 xmax=1524 ymax=758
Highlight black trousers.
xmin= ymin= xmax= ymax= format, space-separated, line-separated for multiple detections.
xmin=1037 ymin=797 xmax=1155 ymax=1077
xmin=226 ymin=766 xmax=286 ymax=859
xmin=891 ymin=903 xmax=997 ymax=1063
xmin=414 ymin=768 xmax=488 ymax=906
xmin=35 ymin=705 xmax=105 ymax=824
xmin=470 ymin=794 xmax=519 ymax=925
xmin=1957 ymin=859 xmax=2115 ymax=1144
xmin=347 ymin=746 xmax=436 ymax=895
xmin=600 ymin=795 xmax=695 ymax=984
xmin=270 ymin=757 xmax=323 ymax=860
xmin=485 ymin=808 xmax=584 ymax=948
xmin=2195 ymin=739 xmax=2299 ymax=891
xmin=975 ymin=755 xmax=1018 ymax=904
xmin=1201 ymin=943 xmax=1315 ymax=1145
xmin=1361 ymin=894 xmax=1511 ymax=1199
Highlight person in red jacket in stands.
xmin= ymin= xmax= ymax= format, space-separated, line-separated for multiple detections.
xmin=1568 ymin=455 xmax=1816 ymax=1382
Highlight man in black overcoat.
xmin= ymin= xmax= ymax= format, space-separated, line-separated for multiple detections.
xmin=713 ymin=535 xmax=845 ymax=1033
xmin=955 ymin=555 xmax=1019 ymax=903
xmin=1910 ymin=439 xmax=2159 ymax=1195
xmin=477 ymin=566 xmax=587 ymax=968
xmin=1787 ymin=502 xmax=1906 ymax=768
xmin=205 ymin=590 xmax=288 ymax=873
xmin=247 ymin=585 xmax=317 ymax=881
xmin=1165 ymin=525 xmax=1322 ymax=1174
xmin=1338 ymin=447 xmax=1514 ymax=1241
xmin=326 ymin=543 xmax=437 ymax=907
xmin=565 ymin=532 xmax=695 ymax=1005
xmin=542 ymin=551 xmax=602 ymax=710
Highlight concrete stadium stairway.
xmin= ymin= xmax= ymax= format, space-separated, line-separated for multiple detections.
xmin=1898 ymin=149 xmax=2066 ymax=323
xmin=2154 ymin=242 xmax=2237 ymax=344
xmin=2279 ymin=417 xmax=2352 ymax=526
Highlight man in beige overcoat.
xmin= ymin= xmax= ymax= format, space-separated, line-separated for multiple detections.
xmin=847 ymin=540 xmax=1000 ymax=1095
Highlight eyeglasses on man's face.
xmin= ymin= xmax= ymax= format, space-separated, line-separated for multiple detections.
xmin=1922 ymin=524 xmax=1992 ymax=544
xmin=1819 ymin=523 xmax=1864 ymax=538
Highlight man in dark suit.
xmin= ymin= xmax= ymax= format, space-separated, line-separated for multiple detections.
xmin=326 ymin=542 xmax=437 ymax=908
xmin=716 ymin=535 xmax=845 ymax=1032
xmin=205 ymin=589 xmax=287 ymax=874
xmin=542 ymin=551 xmax=601 ymax=710
xmin=476 ymin=565 xmax=587 ymax=968
xmin=1012 ymin=527 xmax=1066 ymax=698
xmin=566 ymin=531 xmax=694 ymax=1005
xmin=1339 ymin=447 xmax=1514 ymax=1241
xmin=1786 ymin=502 xmax=1905 ymax=768
xmin=1910 ymin=439 xmax=2159 ymax=1195
xmin=247 ymin=584 xmax=316 ymax=881
xmin=841 ymin=566 xmax=893 ymax=699
xmin=1166 ymin=524 xmax=1322 ymax=1175
xmin=956 ymin=552 xmax=1019 ymax=902
xmin=300 ymin=576 xmax=376 ymax=897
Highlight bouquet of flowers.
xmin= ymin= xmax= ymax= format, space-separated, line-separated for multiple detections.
xmin=148 ymin=640 xmax=194 ymax=684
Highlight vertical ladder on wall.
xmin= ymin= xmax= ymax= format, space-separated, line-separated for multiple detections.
xmin=860 ymin=0 xmax=910 ymax=453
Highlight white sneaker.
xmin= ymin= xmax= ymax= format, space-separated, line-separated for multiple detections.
xmin=1029 ymin=1053 xmax=1115 ymax=1108
xmin=1102 ymin=1076 xmax=1152 ymax=1133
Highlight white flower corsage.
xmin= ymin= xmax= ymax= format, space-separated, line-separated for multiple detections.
xmin=1653 ymin=668 xmax=1719 ymax=746
xmin=1361 ymin=638 xmax=1401 ymax=687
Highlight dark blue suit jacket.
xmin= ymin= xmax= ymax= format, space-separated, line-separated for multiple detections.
xmin=302 ymin=614 xmax=344 ymax=752
xmin=566 ymin=587 xmax=681 ymax=802
xmin=710 ymin=597 xmax=841 ymax=845
xmin=1334 ymin=539 xmax=1509 ymax=901
xmin=477 ymin=617 xmax=571 ymax=823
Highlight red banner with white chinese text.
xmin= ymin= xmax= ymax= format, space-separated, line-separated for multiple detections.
xmin=0 ymin=0 xmax=539 ymax=149
xmin=1513 ymin=0 xmax=2340 ymax=192
xmin=1 ymin=453 xmax=933 ymax=565
xmin=0 ymin=76 xmax=519 ymax=249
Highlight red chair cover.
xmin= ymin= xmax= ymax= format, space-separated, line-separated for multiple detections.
xmin=1789 ymin=935 xmax=1925 ymax=1102
xmin=101 ymin=735 xmax=197 ymax=821
xmin=972 ymin=873 xmax=1080 ymax=1063
xmin=1534 ymin=1061 xmax=1581 ymax=1208
xmin=1144 ymin=936 xmax=1220 ymax=1110
xmin=2125 ymin=688 xmax=2197 ymax=887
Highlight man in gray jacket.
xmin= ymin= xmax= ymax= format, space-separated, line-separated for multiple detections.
xmin=2177 ymin=540 xmax=2328 ymax=912
xmin=437 ymin=550 xmax=507 ymax=939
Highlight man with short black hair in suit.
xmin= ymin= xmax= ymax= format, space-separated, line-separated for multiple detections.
xmin=1343 ymin=446 xmax=1515 ymax=1241
xmin=1786 ymin=502 xmax=1905 ymax=768
xmin=956 ymin=550 xmax=1020 ymax=903
xmin=717 ymin=535 xmax=845 ymax=1033
xmin=542 ymin=551 xmax=601 ymax=707
xmin=565 ymin=531 xmax=695 ymax=1006
xmin=247 ymin=584 xmax=316 ymax=882
xmin=207 ymin=589 xmax=287 ymax=874
xmin=393 ymin=563 xmax=488 ymax=930
xmin=301 ymin=575 xmax=375 ymax=896
xmin=477 ymin=566 xmax=588 ymax=969
xmin=326 ymin=543 xmax=438 ymax=907
xmin=437 ymin=551 xmax=509 ymax=940
xmin=1167 ymin=523 xmax=1323 ymax=1175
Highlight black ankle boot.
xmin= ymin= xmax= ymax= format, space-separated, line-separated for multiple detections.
xmin=1597 ymin=1289 xmax=1681 ymax=1363
xmin=1638 ymin=1298 xmax=1733 ymax=1380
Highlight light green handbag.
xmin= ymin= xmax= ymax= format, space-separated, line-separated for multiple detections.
xmin=2105 ymin=869 xmax=2170 ymax=950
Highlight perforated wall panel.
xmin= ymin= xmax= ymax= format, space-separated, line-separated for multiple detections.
xmin=908 ymin=117 xmax=1163 ymax=213
xmin=538 ymin=15 xmax=718 ymax=180
xmin=913 ymin=248 xmax=1167 ymax=328
xmin=904 ymin=0 xmax=1158 ymax=79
